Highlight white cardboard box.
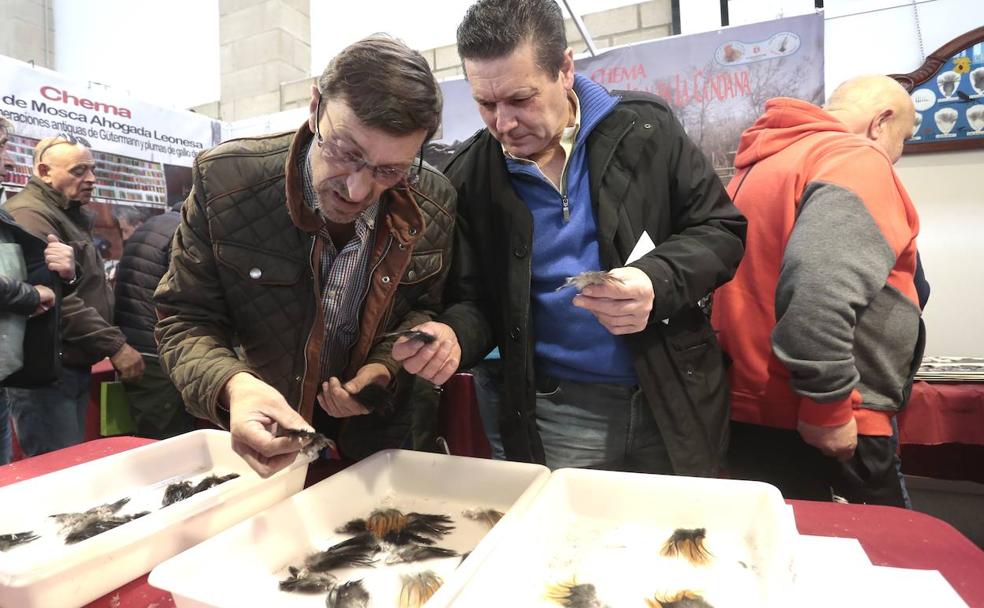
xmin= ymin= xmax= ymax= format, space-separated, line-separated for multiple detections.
xmin=444 ymin=468 xmax=797 ymax=608
xmin=149 ymin=449 xmax=550 ymax=608
xmin=0 ymin=429 xmax=308 ymax=608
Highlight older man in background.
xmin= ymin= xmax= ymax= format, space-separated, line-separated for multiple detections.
xmin=3 ymin=134 xmax=144 ymax=456
xmin=712 ymin=75 xmax=923 ymax=506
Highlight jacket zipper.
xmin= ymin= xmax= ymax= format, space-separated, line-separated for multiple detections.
xmin=345 ymin=233 xmax=394 ymax=362
xmin=515 ymin=157 xmax=571 ymax=223
xmin=300 ymin=234 xmax=318 ymax=402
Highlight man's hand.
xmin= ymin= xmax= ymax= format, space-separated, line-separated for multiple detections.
xmin=110 ymin=343 xmax=146 ymax=381
xmin=318 ymin=362 xmax=391 ymax=418
xmin=572 ymin=266 xmax=655 ymax=335
xmin=44 ymin=235 xmax=75 ymax=281
xmin=32 ymin=284 xmax=55 ymax=316
xmin=223 ymin=372 xmax=313 ymax=477
xmin=798 ymin=418 xmax=858 ymax=462
xmin=391 ymin=321 xmax=460 ymax=385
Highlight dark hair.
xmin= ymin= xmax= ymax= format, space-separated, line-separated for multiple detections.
xmin=318 ymin=35 xmax=442 ymax=141
xmin=457 ymin=0 xmax=567 ymax=78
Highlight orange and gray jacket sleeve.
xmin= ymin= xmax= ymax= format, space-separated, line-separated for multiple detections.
xmin=772 ymin=180 xmax=896 ymax=427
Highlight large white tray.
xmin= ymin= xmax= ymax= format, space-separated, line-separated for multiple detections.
xmin=0 ymin=429 xmax=308 ymax=608
xmin=149 ymin=449 xmax=550 ymax=608
xmin=444 ymin=467 xmax=797 ymax=608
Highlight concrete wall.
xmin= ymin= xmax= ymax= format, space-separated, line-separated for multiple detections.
xmin=0 ymin=0 xmax=54 ymax=68
xmin=217 ymin=0 xmax=310 ymax=121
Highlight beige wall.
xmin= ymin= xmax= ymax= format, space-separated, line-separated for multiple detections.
xmin=0 ymin=0 xmax=55 ymax=68
xmin=895 ymin=149 xmax=984 ymax=357
xmin=215 ymin=0 xmax=310 ymax=121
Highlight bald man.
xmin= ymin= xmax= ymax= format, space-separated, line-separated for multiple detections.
xmin=3 ymin=135 xmax=144 ymax=456
xmin=711 ymin=76 xmax=922 ymax=506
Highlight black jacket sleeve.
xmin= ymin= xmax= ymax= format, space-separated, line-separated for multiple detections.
xmin=0 ymin=275 xmax=40 ymax=316
xmin=626 ymin=105 xmax=747 ymax=322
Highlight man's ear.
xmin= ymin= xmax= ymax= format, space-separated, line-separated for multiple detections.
xmin=869 ymin=108 xmax=894 ymax=141
xmin=309 ymin=85 xmax=320 ymax=134
xmin=36 ymin=162 xmax=51 ymax=180
xmin=560 ymin=48 xmax=575 ymax=88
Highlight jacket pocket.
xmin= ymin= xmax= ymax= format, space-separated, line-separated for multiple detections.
xmin=214 ymin=242 xmax=303 ymax=285
xmin=400 ymin=250 xmax=442 ymax=285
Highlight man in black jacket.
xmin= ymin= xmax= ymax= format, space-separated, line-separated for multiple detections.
xmin=114 ymin=203 xmax=195 ymax=439
xmin=0 ymin=119 xmax=78 ymax=463
xmin=395 ymin=0 xmax=746 ymax=475
xmin=4 ymin=135 xmax=144 ymax=457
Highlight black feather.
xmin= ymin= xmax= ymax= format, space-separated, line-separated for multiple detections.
xmin=326 ymin=579 xmax=371 ymax=608
xmin=64 ymin=511 xmax=150 ymax=544
xmin=0 ymin=531 xmax=40 ymax=551
xmin=304 ymin=533 xmax=381 ymax=572
xmin=279 ymin=568 xmax=336 ymax=593
xmin=351 ymin=384 xmax=394 ymax=414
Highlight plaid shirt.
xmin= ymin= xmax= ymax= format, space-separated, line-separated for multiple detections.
xmin=301 ymin=142 xmax=380 ymax=382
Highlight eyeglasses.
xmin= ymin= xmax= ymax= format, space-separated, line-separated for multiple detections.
xmin=37 ymin=133 xmax=91 ymax=163
xmin=314 ymin=95 xmax=422 ymax=188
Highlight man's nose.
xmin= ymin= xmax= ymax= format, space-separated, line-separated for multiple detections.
xmin=495 ymin=106 xmax=518 ymax=134
xmin=345 ymin=168 xmax=374 ymax=202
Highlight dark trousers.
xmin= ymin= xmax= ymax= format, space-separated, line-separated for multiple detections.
xmin=726 ymin=421 xmax=907 ymax=507
xmin=6 ymin=365 xmax=90 ymax=457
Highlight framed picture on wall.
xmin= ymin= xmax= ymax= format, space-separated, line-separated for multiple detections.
xmin=891 ymin=25 xmax=984 ymax=154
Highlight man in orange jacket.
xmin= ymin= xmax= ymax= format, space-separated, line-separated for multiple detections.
xmin=712 ymin=75 xmax=922 ymax=506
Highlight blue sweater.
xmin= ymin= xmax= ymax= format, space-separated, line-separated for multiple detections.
xmin=505 ymin=75 xmax=636 ymax=385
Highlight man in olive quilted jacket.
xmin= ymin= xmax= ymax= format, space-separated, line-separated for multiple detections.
xmin=155 ymin=35 xmax=457 ymax=476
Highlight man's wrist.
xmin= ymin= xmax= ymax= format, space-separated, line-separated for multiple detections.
xmin=220 ymin=371 xmax=258 ymax=411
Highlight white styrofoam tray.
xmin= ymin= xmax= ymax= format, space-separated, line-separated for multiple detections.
xmin=149 ymin=448 xmax=551 ymax=608
xmin=443 ymin=467 xmax=798 ymax=608
xmin=0 ymin=429 xmax=309 ymax=608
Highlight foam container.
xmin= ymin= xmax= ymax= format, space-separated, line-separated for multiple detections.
xmin=149 ymin=449 xmax=550 ymax=608
xmin=443 ymin=468 xmax=798 ymax=608
xmin=0 ymin=429 xmax=309 ymax=608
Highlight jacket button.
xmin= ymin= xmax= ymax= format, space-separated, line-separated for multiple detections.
xmin=408 ymin=227 xmax=418 ymax=236
xmin=509 ymin=326 xmax=521 ymax=341
xmin=294 ymin=375 xmax=302 ymax=382
xmin=513 ymin=244 xmax=528 ymax=258
xmin=249 ymin=267 xmax=262 ymax=279
xmin=643 ymin=123 xmax=652 ymax=129
xmin=398 ymin=243 xmax=407 ymax=250
xmin=407 ymin=270 xmax=416 ymax=280
xmin=381 ymin=276 xmax=391 ymax=284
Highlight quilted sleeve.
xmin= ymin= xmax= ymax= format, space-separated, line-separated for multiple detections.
xmin=154 ymin=161 xmax=254 ymax=428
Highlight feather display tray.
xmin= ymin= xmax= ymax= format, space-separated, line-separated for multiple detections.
xmin=0 ymin=429 xmax=309 ymax=608
xmin=149 ymin=449 xmax=550 ymax=608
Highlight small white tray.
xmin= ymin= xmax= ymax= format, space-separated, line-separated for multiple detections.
xmin=149 ymin=449 xmax=550 ymax=608
xmin=0 ymin=429 xmax=309 ymax=608
xmin=444 ymin=468 xmax=798 ymax=608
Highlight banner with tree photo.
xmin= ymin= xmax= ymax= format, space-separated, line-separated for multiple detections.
xmin=436 ymin=13 xmax=824 ymax=181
